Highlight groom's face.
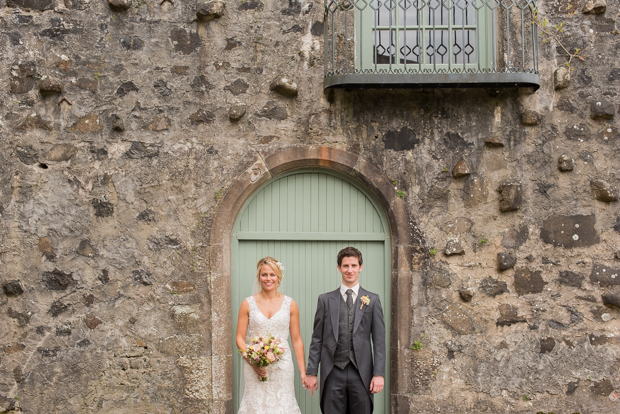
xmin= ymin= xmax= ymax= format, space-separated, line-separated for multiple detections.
xmin=338 ymin=256 xmax=363 ymax=287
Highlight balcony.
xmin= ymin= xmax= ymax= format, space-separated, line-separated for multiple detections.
xmin=323 ymin=0 xmax=540 ymax=90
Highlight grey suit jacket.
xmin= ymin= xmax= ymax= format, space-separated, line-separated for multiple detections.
xmin=306 ymin=286 xmax=386 ymax=399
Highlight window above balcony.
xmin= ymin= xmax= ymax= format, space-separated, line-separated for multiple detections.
xmin=323 ymin=0 xmax=540 ymax=90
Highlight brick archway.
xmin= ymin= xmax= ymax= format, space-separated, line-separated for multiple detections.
xmin=207 ymin=146 xmax=424 ymax=413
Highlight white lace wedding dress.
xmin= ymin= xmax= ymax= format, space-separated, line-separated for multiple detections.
xmin=238 ymin=295 xmax=302 ymax=414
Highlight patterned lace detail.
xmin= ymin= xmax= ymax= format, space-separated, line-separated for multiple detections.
xmin=238 ymin=295 xmax=302 ymax=414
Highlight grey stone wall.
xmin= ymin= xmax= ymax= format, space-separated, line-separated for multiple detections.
xmin=0 ymin=0 xmax=619 ymax=413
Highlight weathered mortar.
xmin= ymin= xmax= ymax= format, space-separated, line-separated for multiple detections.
xmin=0 ymin=0 xmax=619 ymax=413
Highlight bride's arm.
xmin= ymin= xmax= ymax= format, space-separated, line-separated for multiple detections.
xmin=289 ymin=300 xmax=307 ymax=379
xmin=236 ymin=299 xmax=251 ymax=351
xmin=236 ymin=299 xmax=266 ymax=378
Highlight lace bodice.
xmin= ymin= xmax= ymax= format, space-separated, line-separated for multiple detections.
xmin=246 ymin=295 xmax=292 ymax=342
xmin=238 ymin=295 xmax=301 ymax=414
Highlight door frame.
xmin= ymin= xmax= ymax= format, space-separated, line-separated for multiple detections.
xmin=230 ymin=168 xmax=392 ymax=413
xmin=207 ymin=147 xmax=425 ymax=414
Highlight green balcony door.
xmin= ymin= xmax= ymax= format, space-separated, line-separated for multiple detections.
xmin=232 ymin=169 xmax=391 ymax=414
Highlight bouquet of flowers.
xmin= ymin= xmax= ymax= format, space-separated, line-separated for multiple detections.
xmin=240 ymin=334 xmax=286 ymax=381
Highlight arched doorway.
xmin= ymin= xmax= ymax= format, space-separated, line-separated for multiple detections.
xmin=231 ymin=168 xmax=391 ymax=414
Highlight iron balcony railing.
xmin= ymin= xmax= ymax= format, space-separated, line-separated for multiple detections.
xmin=324 ymin=0 xmax=540 ymax=89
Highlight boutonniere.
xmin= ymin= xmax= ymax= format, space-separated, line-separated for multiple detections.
xmin=360 ymin=295 xmax=370 ymax=310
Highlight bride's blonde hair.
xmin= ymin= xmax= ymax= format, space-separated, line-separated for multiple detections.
xmin=255 ymin=256 xmax=284 ymax=289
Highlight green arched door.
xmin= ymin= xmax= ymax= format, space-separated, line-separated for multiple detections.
xmin=232 ymin=169 xmax=391 ymax=414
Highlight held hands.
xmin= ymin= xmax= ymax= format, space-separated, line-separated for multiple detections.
xmin=369 ymin=376 xmax=384 ymax=394
xmin=303 ymin=375 xmax=318 ymax=396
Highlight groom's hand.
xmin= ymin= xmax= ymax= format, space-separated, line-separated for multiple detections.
xmin=369 ymin=376 xmax=384 ymax=394
xmin=305 ymin=375 xmax=318 ymax=395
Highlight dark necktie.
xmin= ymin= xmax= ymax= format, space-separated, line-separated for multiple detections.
xmin=346 ymin=289 xmax=353 ymax=309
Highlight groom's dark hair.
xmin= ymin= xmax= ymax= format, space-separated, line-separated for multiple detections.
xmin=337 ymin=246 xmax=363 ymax=266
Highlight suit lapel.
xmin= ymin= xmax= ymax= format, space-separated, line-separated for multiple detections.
xmin=329 ymin=289 xmax=340 ymax=341
xmin=353 ymin=286 xmax=367 ymax=335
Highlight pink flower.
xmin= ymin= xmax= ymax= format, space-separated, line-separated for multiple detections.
xmin=266 ymin=351 xmax=276 ymax=362
xmin=253 ymin=344 xmax=261 ymax=352
xmin=242 ymin=352 xmax=247 ymax=357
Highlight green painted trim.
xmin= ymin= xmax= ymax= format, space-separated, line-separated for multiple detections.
xmin=236 ymin=232 xmax=388 ymax=241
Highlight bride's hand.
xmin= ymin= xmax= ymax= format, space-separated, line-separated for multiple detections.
xmin=252 ymin=365 xmax=267 ymax=379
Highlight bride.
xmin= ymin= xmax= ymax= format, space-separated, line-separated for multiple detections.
xmin=236 ymin=257 xmax=306 ymax=414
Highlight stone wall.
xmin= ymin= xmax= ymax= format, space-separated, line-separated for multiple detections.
xmin=0 ymin=0 xmax=619 ymax=413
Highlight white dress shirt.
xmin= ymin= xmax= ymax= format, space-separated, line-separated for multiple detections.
xmin=340 ymin=283 xmax=360 ymax=304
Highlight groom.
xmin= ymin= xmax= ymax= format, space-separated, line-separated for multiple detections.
xmin=305 ymin=246 xmax=386 ymax=413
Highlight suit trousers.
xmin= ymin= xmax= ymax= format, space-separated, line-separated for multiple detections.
xmin=321 ymin=363 xmax=372 ymax=414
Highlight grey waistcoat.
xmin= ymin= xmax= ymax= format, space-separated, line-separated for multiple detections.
xmin=334 ymin=294 xmax=357 ymax=369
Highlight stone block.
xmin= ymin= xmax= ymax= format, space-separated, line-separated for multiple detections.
xmin=451 ymin=160 xmax=470 ymax=177
xmin=479 ymin=277 xmax=509 ymax=297
xmin=501 ymin=225 xmax=529 ymax=249
xmin=8 ymin=307 xmax=30 ymax=326
xmin=440 ymin=217 xmax=472 ymax=235
xmin=459 ymin=288 xmax=473 ymax=302
xmin=539 ymin=337 xmax=555 ymax=353
xmin=540 ymin=214 xmax=600 ymax=248
xmin=189 ymin=109 xmax=214 ymax=125
xmin=170 ymin=28 xmax=200 ymax=55
xmin=92 ymin=199 xmax=114 ymax=217
xmin=45 ymin=144 xmax=77 ymax=162
xmin=166 ymin=281 xmax=197 ymax=294
xmin=590 ymin=99 xmax=615 ymax=119
xmin=177 ymin=356 xmax=213 ymax=400
xmin=462 ymin=176 xmax=488 ymax=207
xmin=116 ymin=81 xmax=139 ymax=96
xmin=197 ymin=1 xmax=226 ymax=20
xmin=497 ymin=253 xmax=516 ymax=271
xmin=497 ymin=182 xmax=522 ymax=212
xmin=485 ymin=136 xmax=504 ymax=147
xmin=521 ymin=110 xmax=542 ymax=126
xmin=49 ymin=301 xmax=68 ymax=317
xmin=554 ymin=67 xmax=570 ymax=90
xmin=441 ymin=304 xmax=474 ymax=334
xmin=132 ymin=269 xmax=153 ymax=286
xmin=558 ymin=154 xmax=574 ymax=172
xmin=582 ymin=0 xmax=606 ymax=14
xmin=229 ymin=102 xmax=246 ymax=121
xmin=430 ymin=271 xmax=451 ymax=288
xmin=161 ymin=334 xmax=205 ymax=356
xmin=514 ymin=268 xmax=546 ymax=295
xmin=558 ymin=270 xmax=583 ymax=288
xmin=269 ymin=75 xmax=298 ymax=98
xmin=38 ymin=78 xmax=62 ymax=96
xmin=68 ymin=113 xmax=103 ymax=133
xmin=602 ymin=293 xmax=620 ymax=309
xmin=84 ymin=314 xmax=102 ymax=329
xmin=496 ymin=304 xmax=526 ymax=326
xmin=172 ymin=304 xmax=201 ymax=327
xmin=109 ymin=0 xmax=132 ymax=10
xmin=15 ymin=114 xmax=53 ymax=131
xmin=125 ymin=142 xmax=160 ymax=159
xmin=14 ymin=145 xmax=39 ymax=165
xmin=42 ymin=269 xmax=75 ymax=291
xmin=256 ymin=101 xmax=287 ymax=120
xmin=591 ymin=179 xmax=619 ymax=202
xmin=3 ymin=280 xmax=24 ymax=296
xmin=110 ymin=114 xmax=124 ymax=131
xmin=7 ymin=0 xmax=54 ymax=10
xmin=444 ymin=239 xmax=465 ymax=256
xmin=145 ymin=115 xmax=171 ymax=131
xmin=590 ymin=264 xmax=620 ymax=287
xmin=224 ymin=79 xmax=249 ymax=96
